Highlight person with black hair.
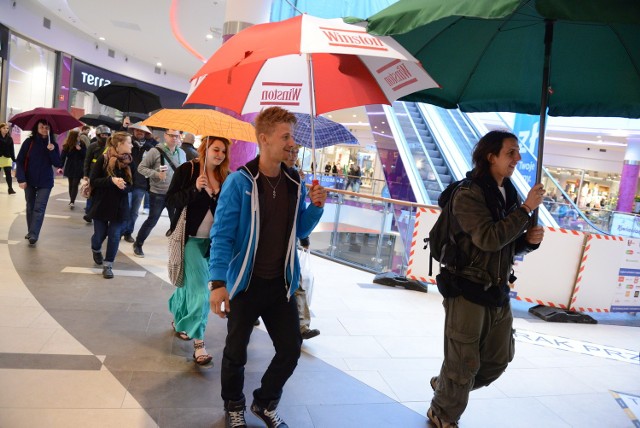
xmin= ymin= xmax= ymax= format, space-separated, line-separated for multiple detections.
xmin=15 ymin=120 xmax=62 ymax=245
xmin=427 ymin=130 xmax=545 ymax=428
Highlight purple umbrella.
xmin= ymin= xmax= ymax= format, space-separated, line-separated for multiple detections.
xmin=9 ymin=107 xmax=83 ymax=134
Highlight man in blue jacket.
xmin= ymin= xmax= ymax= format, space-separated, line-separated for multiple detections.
xmin=15 ymin=120 xmax=62 ymax=246
xmin=209 ymin=107 xmax=327 ymax=428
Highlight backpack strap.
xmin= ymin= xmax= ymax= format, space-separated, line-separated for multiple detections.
xmin=155 ymin=146 xmax=178 ymax=171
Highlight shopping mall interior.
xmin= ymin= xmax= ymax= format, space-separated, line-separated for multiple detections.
xmin=0 ymin=1 xmax=639 ymax=427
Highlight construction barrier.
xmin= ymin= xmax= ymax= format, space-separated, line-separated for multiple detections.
xmin=407 ymin=208 xmax=640 ymax=313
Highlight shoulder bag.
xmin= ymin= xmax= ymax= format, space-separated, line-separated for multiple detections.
xmin=167 ymin=161 xmax=194 ymax=287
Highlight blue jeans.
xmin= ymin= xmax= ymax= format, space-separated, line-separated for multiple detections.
xmin=91 ymin=219 xmax=123 ymax=263
xmin=123 ymin=187 xmax=146 ymax=236
xmin=24 ymin=185 xmax=52 ymax=240
xmin=135 ymin=192 xmax=173 ymax=246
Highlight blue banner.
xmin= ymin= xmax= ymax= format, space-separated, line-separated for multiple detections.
xmin=512 ymin=114 xmax=540 ymax=187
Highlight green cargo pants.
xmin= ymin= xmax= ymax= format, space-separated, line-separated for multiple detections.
xmin=430 ymin=295 xmax=515 ymax=423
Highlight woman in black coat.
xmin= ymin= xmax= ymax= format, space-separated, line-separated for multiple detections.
xmin=88 ymin=131 xmax=133 ymax=279
xmin=60 ymin=130 xmax=87 ymax=209
xmin=0 ymin=122 xmax=16 ymax=194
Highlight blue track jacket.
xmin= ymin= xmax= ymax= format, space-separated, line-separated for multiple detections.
xmin=209 ymin=156 xmax=323 ymax=300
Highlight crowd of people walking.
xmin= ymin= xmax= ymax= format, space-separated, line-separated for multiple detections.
xmin=4 ymin=105 xmax=546 ymax=428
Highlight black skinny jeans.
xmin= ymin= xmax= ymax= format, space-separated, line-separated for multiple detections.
xmin=67 ymin=177 xmax=81 ymax=203
xmin=3 ymin=166 xmax=12 ymax=189
xmin=221 ymin=275 xmax=302 ymax=406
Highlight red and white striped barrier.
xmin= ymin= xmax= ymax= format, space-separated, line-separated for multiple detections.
xmin=406 ymin=208 xmax=640 ymax=313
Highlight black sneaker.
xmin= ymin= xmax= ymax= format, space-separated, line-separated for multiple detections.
xmin=122 ymin=234 xmax=135 ymax=243
xmin=83 ymin=214 xmax=92 ymax=223
xmin=133 ymin=243 xmax=144 ymax=258
xmin=28 ymin=237 xmax=37 ymax=246
xmin=8 ymin=188 xmax=16 ymax=194
xmin=93 ymin=251 xmax=104 ymax=265
xmin=250 ymin=400 xmax=288 ymax=428
xmin=301 ymin=329 xmax=320 ymax=340
xmin=102 ymin=266 xmax=114 ymax=279
xmin=225 ymin=399 xmax=247 ymax=428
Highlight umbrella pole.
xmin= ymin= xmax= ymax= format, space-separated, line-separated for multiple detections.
xmin=306 ymin=53 xmax=317 ymax=182
xmin=306 ymin=53 xmax=322 ymax=207
xmin=533 ymin=19 xmax=554 ymax=225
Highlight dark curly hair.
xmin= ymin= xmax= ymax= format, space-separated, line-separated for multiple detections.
xmin=471 ymin=130 xmax=518 ymax=179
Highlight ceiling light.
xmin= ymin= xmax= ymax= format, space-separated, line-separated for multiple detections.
xmin=205 ymin=34 xmax=214 ymax=40
xmin=99 ymin=37 xmax=105 ymax=41
xmin=156 ymin=62 xmax=162 ymax=67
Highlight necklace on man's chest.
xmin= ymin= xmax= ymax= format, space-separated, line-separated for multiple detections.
xmin=262 ymin=171 xmax=282 ymax=199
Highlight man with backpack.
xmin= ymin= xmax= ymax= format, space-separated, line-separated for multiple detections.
xmin=133 ymin=129 xmax=186 ymax=257
xmin=427 ymin=131 xmax=545 ymax=428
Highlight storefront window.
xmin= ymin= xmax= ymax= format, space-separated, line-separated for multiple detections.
xmin=6 ymin=34 xmax=56 ymax=122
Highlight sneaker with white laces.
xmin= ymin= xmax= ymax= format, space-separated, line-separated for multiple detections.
xmin=225 ymin=399 xmax=247 ymax=428
xmin=250 ymin=400 xmax=288 ymax=428
xmin=427 ymin=407 xmax=458 ymax=428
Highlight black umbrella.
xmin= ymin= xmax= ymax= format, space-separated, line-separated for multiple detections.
xmin=79 ymin=114 xmax=120 ymax=129
xmin=93 ymin=82 xmax=162 ymax=114
xmin=123 ymin=112 xmax=149 ymax=123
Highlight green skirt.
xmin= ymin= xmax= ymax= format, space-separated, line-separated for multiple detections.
xmin=168 ymin=237 xmax=211 ymax=340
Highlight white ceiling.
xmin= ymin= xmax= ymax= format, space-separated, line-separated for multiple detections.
xmin=24 ymin=0 xmax=640 ymax=161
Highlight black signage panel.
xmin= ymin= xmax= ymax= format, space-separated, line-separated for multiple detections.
xmin=72 ymin=59 xmax=187 ymax=109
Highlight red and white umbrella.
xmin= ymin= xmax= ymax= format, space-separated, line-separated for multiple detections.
xmin=184 ymin=14 xmax=439 ymax=180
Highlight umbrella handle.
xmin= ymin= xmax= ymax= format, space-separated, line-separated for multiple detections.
xmin=312 ymin=179 xmax=321 ymax=207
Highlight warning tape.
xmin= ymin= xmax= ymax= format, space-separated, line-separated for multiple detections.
xmin=406 ymin=208 xmax=428 ymax=279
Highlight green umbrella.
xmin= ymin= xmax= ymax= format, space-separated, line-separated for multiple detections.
xmin=360 ymin=0 xmax=640 ymax=187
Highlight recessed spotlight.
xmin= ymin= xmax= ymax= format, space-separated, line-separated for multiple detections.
xmin=205 ymin=34 xmax=214 ymax=40
xmin=99 ymin=37 xmax=105 ymax=41
xmin=156 ymin=62 xmax=162 ymax=67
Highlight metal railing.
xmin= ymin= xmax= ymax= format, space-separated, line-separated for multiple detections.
xmin=304 ymin=184 xmax=429 ymax=274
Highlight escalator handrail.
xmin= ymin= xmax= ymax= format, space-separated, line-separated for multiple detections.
xmin=394 ymin=102 xmax=445 ymax=192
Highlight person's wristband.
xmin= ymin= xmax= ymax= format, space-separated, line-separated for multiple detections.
xmin=522 ymin=203 xmax=532 ymax=214
xmin=208 ymin=280 xmax=226 ymax=291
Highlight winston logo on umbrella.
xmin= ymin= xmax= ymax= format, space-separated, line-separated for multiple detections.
xmin=320 ymin=26 xmax=387 ymax=52
xmin=377 ymin=60 xmax=417 ymax=91
xmin=261 ymin=82 xmax=303 ymax=107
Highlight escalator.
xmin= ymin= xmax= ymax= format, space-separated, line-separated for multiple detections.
xmin=391 ymin=101 xmax=454 ymax=204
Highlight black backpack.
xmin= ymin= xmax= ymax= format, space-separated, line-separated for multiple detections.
xmin=424 ymin=179 xmax=471 ymax=276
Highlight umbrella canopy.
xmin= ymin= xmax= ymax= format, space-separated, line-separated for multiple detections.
xmin=293 ymin=114 xmax=358 ymax=148
xmin=79 ymin=114 xmax=120 ymax=129
xmin=123 ymin=112 xmax=149 ymax=123
xmin=184 ymin=14 xmax=438 ymax=116
xmin=93 ymin=82 xmax=162 ymax=114
xmin=363 ymin=0 xmax=640 ymax=118
xmin=9 ymin=107 xmax=83 ymax=134
xmin=184 ymin=14 xmax=438 ymax=179
xmin=141 ymin=109 xmax=257 ymax=143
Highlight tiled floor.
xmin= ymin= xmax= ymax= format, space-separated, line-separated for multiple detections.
xmin=0 ymin=180 xmax=639 ymax=427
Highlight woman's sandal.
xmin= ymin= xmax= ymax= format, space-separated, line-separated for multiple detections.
xmin=171 ymin=321 xmax=190 ymax=341
xmin=193 ymin=341 xmax=213 ymax=366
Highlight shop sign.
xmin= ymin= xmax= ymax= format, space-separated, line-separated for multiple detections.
xmin=610 ymin=213 xmax=640 ymax=238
